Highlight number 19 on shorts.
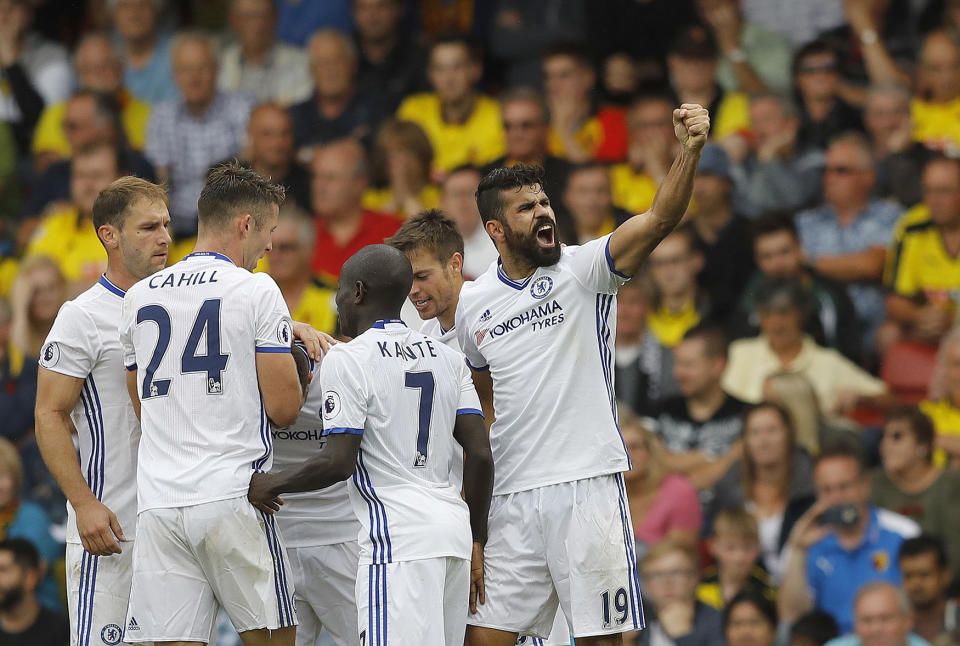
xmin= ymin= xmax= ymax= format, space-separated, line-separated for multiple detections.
xmin=600 ymin=587 xmax=629 ymax=628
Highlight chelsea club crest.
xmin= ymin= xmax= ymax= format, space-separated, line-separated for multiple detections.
xmin=530 ymin=276 xmax=553 ymax=300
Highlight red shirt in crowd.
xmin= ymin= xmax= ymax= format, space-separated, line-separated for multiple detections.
xmin=311 ymin=210 xmax=402 ymax=286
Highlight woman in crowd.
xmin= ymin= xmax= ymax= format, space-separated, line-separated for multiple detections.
xmin=10 ymin=255 xmax=66 ymax=359
xmin=710 ymin=402 xmax=815 ymax=582
xmin=870 ymin=406 xmax=960 ymax=571
xmin=762 ymin=371 xmax=859 ymax=456
xmin=723 ymin=589 xmax=779 ymax=646
xmin=362 ymin=118 xmax=439 ymax=218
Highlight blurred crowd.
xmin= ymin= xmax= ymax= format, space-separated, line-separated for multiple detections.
xmin=6 ymin=0 xmax=960 ymax=644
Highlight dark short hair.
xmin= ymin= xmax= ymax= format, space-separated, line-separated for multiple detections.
xmin=475 ymin=164 xmax=545 ymax=225
xmin=793 ymin=39 xmax=839 ymax=77
xmin=751 ymin=211 xmax=799 ymax=244
xmin=681 ymin=323 xmax=728 ymax=360
xmin=885 ymin=405 xmax=936 ymax=463
xmin=93 ymin=176 xmax=169 ymax=233
xmin=815 ymin=437 xmax=864 ymax=476
xmin=198 ymin=161 xmax=285 ymax=232
xmin=790 ymin=610 xmax=839 ymax=646
xmin=428 ymin=33 xmax=481 ymax=63
xmin=385 ymin=209 xmax=464 ymax=264
xmin=631 ymin=89 xmax=680 ymax=112
xmin=753 ymin=275 xmax=809 ymax=314
xmin=723 ymin=589 xmax=777 ymax=634
xmin=543 ymin=41 xmax=593 ymax=68
xmin=899 ymin=534 xmax=948 ymax=569
xmin=0 ymin=539 xmax=41 ymax=572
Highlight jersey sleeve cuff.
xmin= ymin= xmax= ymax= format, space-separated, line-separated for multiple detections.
xmin=255 ymin=346 xmax=292 ymax=353
xmin=322 ymin=427 xmax=364 ymax=436
xmin=125 ymin=363 xmax=137 ymax=372
xmin=605 ymin=235 xmax=631 ymax=280
xmin=457 ymin=408 xmax=484 ymax=418
xmin=465 ymin=358 xmax=489 ymax=371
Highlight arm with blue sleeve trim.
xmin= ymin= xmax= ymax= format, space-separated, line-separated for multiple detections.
xmin=607 ymin=104 xmax=710 ymax=278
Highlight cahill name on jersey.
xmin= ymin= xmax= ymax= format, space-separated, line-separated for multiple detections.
xmin=320 ymin=320 xmax=482 ymax=565
xmin=456 ymin=233 xmax=631 ymax=495
xmin=119 ymin=252 xmax=293 ymax=512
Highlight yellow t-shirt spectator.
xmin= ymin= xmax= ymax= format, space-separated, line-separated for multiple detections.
xmin=362 ymin=184 xmax=440 ymax=219
xmin=32 ymin=90 xmax=150 ymax=158
xmin=609 ymin=164 xmax=658 ymax=215
xmin=919 ymin=399 xmax=960 ymax=467
xmin=885 ymin=214 xmax=960 ymax=308
xmin=912 ymin=97 xmax=960 ymax=152
xmin=396 ymin=93 xmax=505 ymax=173
xmin=713 ymin=91 xmax=751 ymax=141
xmin=0 ymin=257 xmax=18 ymax=298
xmin=289 ymin=283 xmax=338 ymax=336
xmin=26 ymin=206 xmax=106 ymax=285
xmin=647 ymin=301 xmax=701 ymax=348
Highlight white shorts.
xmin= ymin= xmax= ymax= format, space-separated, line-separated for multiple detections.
xmin=124 ymin=496 xmax=296 ymax=642
xmin=67 ymin=543 xmax=147 ymax=646
xmin=288 ymin=542 xmax=360 ymax=646
xmin=357 ymin=557 xmax=469 ymax=646
xmin=517 ymin=611 xmax=572 ymax=646
xmin=469 ymin=473 xmax=643 ymax=638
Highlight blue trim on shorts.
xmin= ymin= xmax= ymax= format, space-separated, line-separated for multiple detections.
xmin=260 ymin=511 xmax=295 ymax=626
xmin=77 ymin=550 xmax=100 ymax=646
xmin=353 ymin=450 xmax=393 ymax=563
xmin=253 ymin=398 xmax=270 ymax=472
xmin=615 ymin=474 xmax=644 ymax=630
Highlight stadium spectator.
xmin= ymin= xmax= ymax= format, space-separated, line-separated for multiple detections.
xmin=912 ymin=31 xmax=960 ymax=153
xmin=438 ymin=165 xmax=496 ymax=280
xmin=485 ymin=87 xmax=575 ymax=239
xmin=921 ymin=326 xmax=960 ymax=467
xmin=218 ymin=0 xmax=312 ymax=107
xmin=541 ymin=42 xmax=628 ymax=163
xmin=600 ymin=52 xmax=640 ymax=106
xmin=647 ymin=226 xmax=712 ymax=349
xmin=621 ymin=411 xmax=702 ymax=557
xmin=871 ymin=406 xmax=960 ymax=571
xmin=791 ymin=611 xmax=841 ymax=646
xmin=723 ymin=590 xmax=779 ymax=646
xmin=709 ymin=402 xmax=816 ymax=582
xmin=563 ymin=163 xmax=630 ymax=244
xmin=667 ymin=25 xmax=751 ymax=142
xmin=0 ymin=538 xmax=68 ymax=645
xmin=694 ymin=0 xmax=792 ymax=95
xmin=289 ymin=29 xmax=383 ymax=151
xmin=0 ymin=297 xmax=35 ymax=443
xmin=762 ymin=371 xmax=857 ymax=456
xmin=740 ymin=0 xmax=845 ymax=50
xmin=352 ymin=0 xmax=427 ymax=113
xmin=796 ymin=132 xmax=902 ymax=350
xmin=696 ymin=507 xmax=776 ymax=609
xmin=241 ymin=103 xmax=311 ymax=213
xmin=145 ymin=31 xmax=253 ymax=237
xmin=639 ymin=539 xmax=724 ymax=646
xmin=615 ymin=277 xmax=680 ymax=418
xmin=31 ymin=33 xmax=151 ymax=171
xmin=898 ymin=535 xmax=957 ymax=643
xmin=111 ymin=0 xmax=177 ymax=104
xmin=397 ymin=35 xmax=505 ymax=174
xmin=611 ymin=93 xmax=679 ymax=215
xmin=823 ymin=582 xmax=923 ymax=646
xmin=363 ymin=119 xmax=439 ymax=218
xmin=687 ymin=144 xmax=755 ymax=321
xmin=0 ymin=0 xmax=72 ymax=155
xmin=0 ymin=440 xmax=61 ymax=612
xmin=740 ymin=93 xmax=824 ymax=216
xmin=8 ymin=256 xmax=64 ymax=360
xmin=734 ymin=212 xmax=861 ymax=362
xmin=778 ymin=442 xmax=920 ymax=633
xmin=655 ymin=324 xmax=747 ymax=491
xmin=309 ymin=138 xmax=400 ymax=285
xmin=865 ymin=84 xmax=932 ymax=209
xmin=723 ymin=276 xmax=889 ymax=419
xmin=884 ymin=157 xmax=960 ymax=348
xmin=0 ymin=123 xmax=16 ymax=231
xmin=265 ymin=205 xmax=337 ymax=336
xmin=24 ymin=141 xmax=122 ymax=290
xmin=793 ymin=41 xmax=864 ymax=153
xmin=22 ymin=91 xmax=155 ymax=220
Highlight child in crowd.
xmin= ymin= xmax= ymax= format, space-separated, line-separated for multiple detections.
xmin=696 ymin=507 xmax=777 ymax=609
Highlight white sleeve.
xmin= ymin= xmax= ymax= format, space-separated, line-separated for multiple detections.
xmin=38 ymin=302 xmax=98 ymax=378
xmin=455 ymin=295 xmax=488 ymax=371
xmin=456 ymin=360 xmax=483 ymax=417
xmin=252 ymin=274 xmax=294 ymax=353
xmin=565 ymin=233 xmax=630 ymax=295
xmin=319 ymin=349 xmax=367 ymax=436
xmin=119 ymin=292 xmax=137 ymax=371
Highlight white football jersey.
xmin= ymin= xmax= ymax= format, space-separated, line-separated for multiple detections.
xmin=272 ymin=353 xmax=359 ymax=548
xmin=418 ymin=317 xmax=458 ymax=348
xmin=320 ymin=320 xmax=482 ymax=565
xmin=456 ymin=234 xmax=631 ymax=495
xmin=39 ymin=276 xmax=140 ymax=543
xmin=119 ymin=252 xmax=293 ymax=512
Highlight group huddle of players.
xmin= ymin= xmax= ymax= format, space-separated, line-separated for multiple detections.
xmin=32 ymin=103 xmax=710 ymax=646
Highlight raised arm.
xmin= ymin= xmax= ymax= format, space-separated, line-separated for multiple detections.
xmin=256 ymin=351 xmax=302 ymax=428
xmin=607 ymin=104 xmax=710 ymax=277
xmin=35 ymin=368 xmax=126 ymax=556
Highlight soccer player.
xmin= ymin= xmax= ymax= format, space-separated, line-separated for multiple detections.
xmin=247 ymin=244 xmax=495 ymax=646
xmin=119 ymin=162 xmax=302 ymax=646
xmin=457 ymin=104 xmax=710 ymax=646
xmin=34 ymin=176 xmax=171 ymax=646
xmin=272 ymin=339 xmax=361 ymax=646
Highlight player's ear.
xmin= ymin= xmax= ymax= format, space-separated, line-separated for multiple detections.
xmin=237 ymin=212 xmax=253 ymax=238
xmin=354 ymin=280 xmax=366 ymax=305
xmin=97 ymin=224 xmax=119 ymax=250
xmin=449 ymin=252 xmax=463 ymax=275
xmin=485 ymin=219 xmax=504 ymax=243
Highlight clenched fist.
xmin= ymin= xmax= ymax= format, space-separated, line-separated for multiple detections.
xmin=673 ymin=104 xmax=711 ymax=151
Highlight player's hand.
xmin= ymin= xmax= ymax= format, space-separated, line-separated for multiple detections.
xmin=248 ymin=472 xmax=284 ymax=514
xmin=75 ymin=499 xmax=124 ymax=556
xmin=673 ymin=104 xmax=710 ymax=151
xmin=292 ymin=321 xmax=337 ymax=360
xmin=469 ymin=541 xmax=485 ymax=614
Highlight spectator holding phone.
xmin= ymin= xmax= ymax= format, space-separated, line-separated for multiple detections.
xmin=779 ymin=441 xmax=920 ymax=635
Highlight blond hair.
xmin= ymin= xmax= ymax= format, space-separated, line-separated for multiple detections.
xmin=763 ymin=371 xmax=821 ymax=454
xmin=642 ymin=537 xmax=699 ymax=572
xmin=712 ymin=507 xmax=759 ymax=541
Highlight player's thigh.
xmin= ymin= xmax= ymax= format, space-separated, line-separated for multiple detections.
xmin=357 ymin=558 xmax=453 ymax=646
xmin=188 ymin=497 xmax=297 ymax=634
xmin=543 ymin=474 xmax=643 ymax=638
xmin=468 ymin=491 xmax=558 ymax=638
xmin=288 ymin=542 xmax=360 ymax=646
xmin=464 ymin=625 xmax=522 ymax=646
xmin=238 ymin=625 xmax=296 ymax=646
xmin=124 ymin=508 xmax=219 ymax=643
xmin=66 ymin=543 xmax=143 ymax=646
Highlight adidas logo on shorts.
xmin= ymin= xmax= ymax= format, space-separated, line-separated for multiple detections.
xmin=127 ymin=617 xmax=140 ymax=632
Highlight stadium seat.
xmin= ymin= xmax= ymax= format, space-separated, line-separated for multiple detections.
xmin=880 ymin=340 xmax=938 ymax=403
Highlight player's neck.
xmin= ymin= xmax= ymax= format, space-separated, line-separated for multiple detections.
xmin=104 ymin=262 xmax=138 ymax=292
xmin=687 ymin=383 xmax=727 ymax=421
xmin=437 ymin=305 xmax=456 ymax=332
xmin=498 ymin=253 xmax=536 ymax=282
xmin=192 ymin=237 xmax=241 ymax=267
